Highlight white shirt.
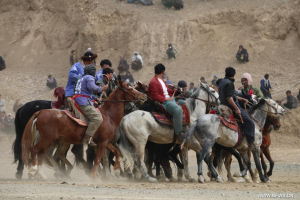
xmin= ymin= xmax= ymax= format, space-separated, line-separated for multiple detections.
xmin=158 ymin=78 xmax=170 ymax=98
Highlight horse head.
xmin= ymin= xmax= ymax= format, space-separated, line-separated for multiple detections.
xmin=117 ymin=75 xmax=147 ymax=105
xmin=264 ymin=98 xmax=285 ymax=117
xmin=135 ymin=81 xmax=149 ymax=95
xmin=268 ymin=116 xmax=281 ymax=130
xmin=198 ymin=82 xmax=219 ymax=104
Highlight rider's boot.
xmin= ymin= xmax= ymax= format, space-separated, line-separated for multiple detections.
xmin=82 ymin=135 xmax=97 ymax=147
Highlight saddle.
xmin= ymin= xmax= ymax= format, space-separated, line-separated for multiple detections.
xmin=65 ymin=98 xmax=101 ymax=127
xmin=150 ymin=103 xmax=190 ymax=128
xmin=218 ymin=105 xmax=243 ymax=148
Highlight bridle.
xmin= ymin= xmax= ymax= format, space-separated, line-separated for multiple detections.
xmin=102 ymin=86 xmax=147 ymax=104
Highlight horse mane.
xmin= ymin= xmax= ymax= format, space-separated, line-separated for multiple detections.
xmin=248 ymin=98 xmax=266 ymax=115
xmin=185 ymin=84 xmax=202 ymax=113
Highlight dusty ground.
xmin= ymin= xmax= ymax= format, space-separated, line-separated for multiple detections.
xmin=0 ymin=0 xmax=300 ymax=199
xmin=0 ymin=132 xmax=299 ymax=200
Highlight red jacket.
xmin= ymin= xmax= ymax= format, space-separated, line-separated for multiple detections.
xmin=148 ymin=76 xmax=174 ymax=103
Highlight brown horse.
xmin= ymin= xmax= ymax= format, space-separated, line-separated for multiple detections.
xmin=22 ymin=78 xmax=147 ymax=180
xmin=247 ymin=116 xmax=281 ymax=181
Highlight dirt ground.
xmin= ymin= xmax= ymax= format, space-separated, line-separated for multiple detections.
xmin=0 ymin=132 xmax=299 ymax=200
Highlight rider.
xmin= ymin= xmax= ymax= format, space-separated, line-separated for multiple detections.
xmin=148 ymin=64 xmax=186 ymax=143
xmin=74 ymin=65 xmax=108 ymax=146
xmin=218 ymin=67 xmax=256 ymax=150
xmin=65 ymin=52 xmax=98 ymax=98
xmin=239 ymin=73 xmax=263 ymax=104
xmin=176 ymin=80 xmax=192 ymax=105
xmin=96 ymin=68 xmax=115 ymax=99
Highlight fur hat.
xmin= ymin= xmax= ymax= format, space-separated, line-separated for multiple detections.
xmin=178 ymin=80 xmax=187 ymax=88
xmin=81 ymin=52 xmax=98 ymax=61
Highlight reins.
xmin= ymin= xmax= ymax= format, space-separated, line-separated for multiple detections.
xmin=101 ymin=86 xmax=146 ymax=104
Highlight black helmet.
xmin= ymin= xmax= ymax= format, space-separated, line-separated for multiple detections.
xmin=84 ymin=65 xmax=96 ymax=77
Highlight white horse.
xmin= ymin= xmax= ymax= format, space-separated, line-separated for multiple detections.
xmin=117 ymin=82 xmax=220 ymax=183
xmin=185 ymin=99 xmax=285 ymax=183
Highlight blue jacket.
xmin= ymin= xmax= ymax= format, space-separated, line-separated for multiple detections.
xmin=95 ymin=69 xmax=103 ymax=82
xmin=74 ymin=75 xmax=103 ymax=106
xmin=260 ymin=79 xmax=272 ymax=93
xmin=65 ymin=62 xmax=84 ymax=97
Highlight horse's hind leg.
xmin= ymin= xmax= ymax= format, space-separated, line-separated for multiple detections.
xmin=260 ymin=148 xmax=268 ymax=178
xmin=264 ymin=148 xmax=274 ymax=177
xmin=197 ymin=141 xmax=215 ymax=183
xmin=16 ymin=159 xmax=24 ymax=180
xmin=180 ymin=146 xmax=196 ymax=182
xmin=204 ymin=152 xmax=222 ymax=182
xmin=106 ymin=143 xmax=121 ymax=178
xmin=57 ymin=142 xmax=73 ymax=177
xmin=251 ymin=148 xmax=269 ymax=183
xmin=239 ymin=151 xmax=252 ymax=183
xmin=168 ymin=144 xmax=184 ymax=181
xmin=36 ymin=148 xmax=49 ymax=180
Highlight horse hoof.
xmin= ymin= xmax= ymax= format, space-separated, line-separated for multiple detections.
xmin=189 ymin=178 xmax=197 ymax=182
xmin=168 ymin=177 xmax=177 ymax=182
xmin=267 ymin=172 xmax=272 ymax=177
xmin=28 ymin=173 xmax=34 ymax=180
xmin=149 ymin=177 xmax=158 ymax=183
xmin=233 ymin=172 xmax=242 ymax=177
xmin=216 ymin=176 xmax=224 ymax=183
xmin=198 ymin=175 xmax=205 ymax=183
xmin=54 ymin=172 xmax=60 ymax=179
xmin=261 ymin=178 xmax=270 ymax=183
xmin=15 ymin=173 xmax=22 ymax=180
xmin=115 ymin=170 xmax=121 ymax=178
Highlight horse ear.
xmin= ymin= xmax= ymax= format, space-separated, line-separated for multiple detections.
xmin=117 ymin=75 xmax=123 ymax=87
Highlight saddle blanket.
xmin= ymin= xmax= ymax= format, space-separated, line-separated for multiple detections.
xmin=63 ymin=110 xmax=88 ymax=127
xmin=150 ymin=104 xmax=190 ymax=127
xmin=219 ymin=115 xmax=243 ymax=148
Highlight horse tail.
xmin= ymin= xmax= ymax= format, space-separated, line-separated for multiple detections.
xmin=12 ymin=108 xmax=23 ymax=164
xmin=22 ymin=111 xmax=40 ymax=166
xmin=72 ymin=144 xmax=84 ymax=167
xmin=216 ymin=148 xmax=225 ymax=173
xmin=186 ymin=119 xmax=198 ymax=137
xmin=117 ymin=120 xmax=134 ymax=170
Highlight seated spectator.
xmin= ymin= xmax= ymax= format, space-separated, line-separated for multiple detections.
xmin=0 ymin=56 xmax=6 ymax=71
xmin=0 ymin=94 xmax=5 ymax=112
xmin=122 ymin=71 xmax=135 ymax=87
xmin=3 ymin=113 xmax=14 ymax=133
xmin=162 ymin=0 xmax=174 ymax=8
xmin=173 ymin=0 xmax=184 ymax=10
xmin=211 ymin=74 xmax=218 ymax=86
xmin=118 ymin=55 xmax=129 ymax=75
xmin=0 ymin=111 xmax=7 ymax=130
xmin=284 ymin=90 xmax=298 ymax=109
xmin=188 ymin=82 xmax=197 ymax=93
xmin=46 ymin=75 xmax=57 ymax=89
xmin=131 ymin=52 xmax=143 ymax=71
xmin=236 ymin=45 xmax=249 ymax=63
xmin=166 ymin=44 xmax=178 ymax=60
xmin=13 ymin=99 xmax=23 ymax=113
xmin=163 ymin=74 xmax=172 ymax=84
xmin=140 ymin=0 xmax=154 ymax=5
xmin=200 ymin=77 xmax=208 ymax=84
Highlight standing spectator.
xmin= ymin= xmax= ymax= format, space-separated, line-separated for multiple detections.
xmin=188 ymin=82 xmax=197 ymax=93
xmin=0 ymin=94 xmax=5 ymax=112
xmin=46 ymin=75 xmax=57 ymax=89
xmin=0 ymin=111 xmax=6 ymax=130
xmin=163 ymin=74 xmax=172 ymax=84
xmin=122 ymin=71 xmax=135 ymax=87
xmin=69 ymin=50 xmax=78 ymax=67
xmin=211 ymin=74 xmax=219 ymax=86
xmin=166 ymin=44 xmax=178 ymax=60
xmin=131 ymin=52 xmax=143 ymax=71
xmin=3 ymin=113 xmax=14 ymax=133
xmin=284 ymin=90 xmax=298 ymax=109
xmin=13 ymin=99 xmax=23 ymax=113
xmin=260 ymin=74 xmax=272 ymax=99
xmin=118 ymin=55 xmax=129 ymax=75
xmin=236 ymin=45 xmax=249 ymax=63
xmin=0 ymin=56 xmax=6 ymax=71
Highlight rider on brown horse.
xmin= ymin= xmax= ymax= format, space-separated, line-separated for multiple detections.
xmin=73 ymin=65 xmax=108 ymax=146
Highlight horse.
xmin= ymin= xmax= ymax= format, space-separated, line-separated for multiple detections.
xmin=12 ymin=87 xmax=78 ymax=179
xmin=185 ymin=98 xmax=285 ymax=183
xmin=21 ymin=78 xmax=147 ymax=180
xmin=117 ymin=82 xmax=220 ymax=183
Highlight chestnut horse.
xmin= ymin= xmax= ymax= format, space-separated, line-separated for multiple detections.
xmin=21 ymin=79 xmax=147 ymax=180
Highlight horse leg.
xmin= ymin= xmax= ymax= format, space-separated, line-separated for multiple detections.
xmin=204 ymin=153 xmax=223 ymax=182
xmin=57 ymin=142 xmax=73 ymax=177
xmin=90 ymin=142 xmax=107 ymax=180
xmin=46 ymin=144 xmax=61 ymax=178
xmin=135 ymin=143 xmax=158 ymax=183
xmin=260 ymin=148 xmax=268 ymax=178
xmin=251 ymin=148 xmax=269 ymax=183
xmin=36 ymin=148 xmax=49 ymax=180
xmin=224 ymin=152 xmax=236 ymax=182
xmin=264 ymin=147 xmax=274 ymax=177
xmin=180 ymin=146 xmax=196 ymax=182
xmin=246 ymin=150 xmax=254 ymax=181
xmin=106 ymin=143 xmax=121 ymax=178
xmin=15 ymin=159 xmax=24 ymax=180
xmin=28 ymin=145 xmax=39 ymax=179
xmin=168 ymin=144 xmax=184 ymax=181
xmin=144 ymin=142 xmax=155 ymax=178
xmin=197 ymin=141 xmax=215 ymax=183
xmin=86 ymin=145 xmax=95 ymax=175
xmin=223 ymin=147 xmax=246 ymax=177
xmin=160 ymin=145 xmax=175 ymax=182
xmin=239 ymin=151 xmax=252 ymax=183
xmin=71 ymin=144 xmax=88 ymax=170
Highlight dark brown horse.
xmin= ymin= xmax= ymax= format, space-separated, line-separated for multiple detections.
xmin=22 ymin=79 xmax=147 ymax=179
